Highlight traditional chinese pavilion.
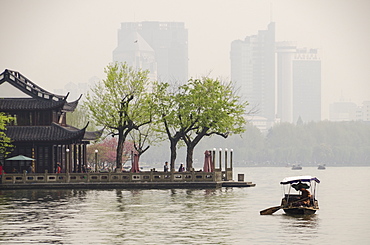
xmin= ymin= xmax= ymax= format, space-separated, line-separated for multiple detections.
xmin=0 ymin=69 xmax=102 ymax=173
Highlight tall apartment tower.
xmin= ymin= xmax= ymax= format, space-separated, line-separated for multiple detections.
xmin=276 ymin=42 xmax=297 ymax=123
xmin=230 ymin=22 xmax=276 ymax=122
xmin=292 ymin=48 xmax=321 ymax=122
xmin=277 ymin=45 xmax=321 ymax=123
xmin=113 ymin=21 xmax=188 ymax=83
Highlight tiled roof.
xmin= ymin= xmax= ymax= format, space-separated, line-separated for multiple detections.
xmin=6 ymin=123 xmax=86 ymax=143
xmin=0 ymin=69 xmax=65 ymax=101
xmin=0 ymin=98 xmax=66 ymax=111
xmin=84 ymin=129 xmax=104 ymax=141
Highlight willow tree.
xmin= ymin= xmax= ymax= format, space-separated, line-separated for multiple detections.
xmin=179 ymin=77 xmax=248 ymax=170
xmin=84 ymin=62 xmax=153 ymax=170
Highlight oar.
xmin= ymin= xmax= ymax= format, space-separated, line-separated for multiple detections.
xmin=260 ymin=197 xmax=310 ymax=215
xmin=260 ymin=205 xmax=282 ymax=215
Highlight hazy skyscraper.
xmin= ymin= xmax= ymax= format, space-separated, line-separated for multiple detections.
xmin=292 ymin=48 xmax=321 ymax=122
xmin=230 ymin=22 xmax=276 ymax=122
xmin=277 ymin=46 xmax=321 ymax=123
xmin=276 ymin=42 xmax=297 ymax=123
xmin=113 ymin=21 xmax=188 ymax=83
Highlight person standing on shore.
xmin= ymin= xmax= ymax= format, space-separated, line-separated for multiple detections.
xmin=164 ymin=161 xmax=169 ymax=172
xmin=178 ymin=163 xmax=185 ymax=172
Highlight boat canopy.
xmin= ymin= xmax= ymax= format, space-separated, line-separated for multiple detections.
xmin=280 ymin=176 xmax=320 ymax=185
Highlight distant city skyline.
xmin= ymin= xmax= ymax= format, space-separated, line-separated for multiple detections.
xmin=113 ymin=21 xmax=188 ymax=83
xmin=1 ymin=0 xmax=369 ymax=120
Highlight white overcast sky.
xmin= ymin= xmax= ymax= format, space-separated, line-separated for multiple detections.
xmin=1 ymin=0 xmax=369 ymax=119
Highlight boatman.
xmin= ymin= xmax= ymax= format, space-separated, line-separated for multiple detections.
xmin=299 ymin=187 xmax=312 ymax=206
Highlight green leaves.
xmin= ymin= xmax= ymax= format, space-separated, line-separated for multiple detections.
xmin=152 ymin=77 xmax=249 ymax=168
xmin=0 ymin=113 xmax=14 ymax=158
xmin=83 ymin=62 xmax=153 ymax=169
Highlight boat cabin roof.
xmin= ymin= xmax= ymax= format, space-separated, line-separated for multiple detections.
xmin=280 ymin=176 xmax=320 ymax=185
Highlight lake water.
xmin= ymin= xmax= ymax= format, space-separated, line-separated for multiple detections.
xmin=0 ymin=167 xmax=369 ymax=244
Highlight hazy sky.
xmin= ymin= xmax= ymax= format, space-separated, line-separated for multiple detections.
xmin=1 ymin=0 xmax=369 ymax=119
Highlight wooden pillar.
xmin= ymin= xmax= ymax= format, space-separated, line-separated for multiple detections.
xmin=73 ymin=145 xmax=78 ymax=173
xmin=78 ymin=144 xmax=82 ymax=173
xmin=83 ymin=144 xmax=87 ymax=172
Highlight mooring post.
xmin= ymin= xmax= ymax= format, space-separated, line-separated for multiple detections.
xmin=219 ymin=148 xmax=222 ymax=171
xmin=224 ymin=148 xmax=228 ymax=181
xmin=212 ymin=148 xmax=216 ymax=172
xmin=230 ymin=149 xmax=233 ymax=181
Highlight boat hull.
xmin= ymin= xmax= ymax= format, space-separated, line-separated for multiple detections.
xmin=283 ymin=207 xmax=318 ymax=215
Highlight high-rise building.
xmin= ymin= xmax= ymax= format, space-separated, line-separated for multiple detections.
xmin=277 ymin=45 xmax=321 ymax=123
xmin=292 ymin=48 xmax=321 ymax=122
xmin=230 ymin=22 xmax=276 ymax=123
xmin=113 ymin=21 xmax=188 ymax=83
xmin=231 ymin=23 xmax=322 ymax=126
xmin=276 ymin=42 xmax=297 ymax=123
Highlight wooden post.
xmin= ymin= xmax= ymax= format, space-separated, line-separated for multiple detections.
xmin=219 ymin=148 xmax=222 ymax=171
xmin=225 ymin=148 xmax=228 ymax=181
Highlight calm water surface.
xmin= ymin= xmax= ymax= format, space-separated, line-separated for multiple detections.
xmin=0 ymin=167 xmax=369 ymax=244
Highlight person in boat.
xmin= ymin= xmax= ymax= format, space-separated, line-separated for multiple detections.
xmin=299 ymin=187 xmax=311 ymax=206
xmin=292 ymin=181 xmax=311 ymax=206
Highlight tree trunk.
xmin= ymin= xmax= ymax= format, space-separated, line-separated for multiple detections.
xmin=184 ymin=128 xmax=208 ymax=171
xmin=186 ymin=145 xmax=195 ymax=171
xmin=116 ymin=129 xmax=125 ymax=171
xmin=169 ymin=138 xmax=177 ymax=172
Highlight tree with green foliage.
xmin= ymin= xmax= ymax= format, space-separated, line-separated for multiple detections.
xmin=153 ymin=78 xmax=248 ymax=170
xmin=0 ymin=113 xmax=14 ymax=161
xmin=84 ymin=62 xmax=153 ymax=170
xmin=151 ymin=82 xmax=183 ymax=170
xmin=179 ymin=78 xmax=248 ymax=170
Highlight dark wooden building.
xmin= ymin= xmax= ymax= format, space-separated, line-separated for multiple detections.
xmin=0 ymin=69 xmax=102 ymax=173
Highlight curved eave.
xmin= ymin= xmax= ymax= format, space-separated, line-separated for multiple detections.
xmin=83 ymin=128 xmax=104 ymax=141
xmin=63 ymin=94 xmax=82 ymax=112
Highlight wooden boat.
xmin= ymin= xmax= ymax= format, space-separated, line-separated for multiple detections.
xmin=291 ymin=164 xmax=302 ymax=170
xmin=280 ymin=176 xmax=320 ymax=215
xmin=318 ymin=164 xmax=326 ymax=170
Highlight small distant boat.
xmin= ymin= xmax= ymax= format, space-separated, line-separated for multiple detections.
xmin=291 ymin=164 xmax=302 ymax=170
xmin=260 ymin=176 xmax=320 ymax=215
xmin=318 ymin=164 xmax=326 ymax=170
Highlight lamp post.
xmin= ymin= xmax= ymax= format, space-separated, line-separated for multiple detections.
xmin=95 ymin=149 xmax=98 ymax=172
xmin=66 ymin=148 xmax=70 ymax=174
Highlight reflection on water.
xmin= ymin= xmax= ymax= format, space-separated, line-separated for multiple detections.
xmin=0 ymin=189 xmax=238 ymax=244
xmin=1 ymin=167 xmax=370 ymax=244
xmin=280 ymin=214 xmax=320 ymax=242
